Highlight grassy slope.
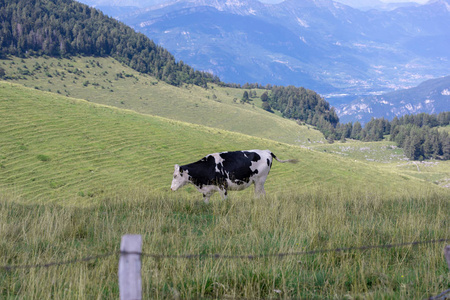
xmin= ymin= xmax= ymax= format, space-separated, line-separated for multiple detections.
xmin=1 ymin=81 xmax=447 ymax=205
xmin=4 ymin=56 xmax=448 ymax=188
xmin=1 ymin=75 xmax=450 ymax=299
xmin=2 ymin=56 xmax=324 ymax=146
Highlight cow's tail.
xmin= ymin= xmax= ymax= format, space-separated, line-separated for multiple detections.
xmin=271 ymin=152 xmax=298 ymax=164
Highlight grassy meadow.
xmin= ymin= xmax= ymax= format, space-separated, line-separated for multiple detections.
xmin=1 ymin=58 xmax=450 ymax=299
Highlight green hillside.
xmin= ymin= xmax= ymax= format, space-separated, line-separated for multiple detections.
xmin=1 ymin=81 xmax=447 ymax=204
xmin=2 ymin=82 xmax=450 ymax=299
xmin=3 ymin=56 xmax=449 ymax=189
xmin=2 ymin=56 xmax=325 ymax=146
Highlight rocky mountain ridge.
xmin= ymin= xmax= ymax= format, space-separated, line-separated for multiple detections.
xmin=337 ymin=75 xmax=450 ymax=124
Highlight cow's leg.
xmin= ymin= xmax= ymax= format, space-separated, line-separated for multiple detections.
xmin=203 ymin=189 xmax=216 ymax=204
xmin=200 ymin=186 xmax=217 ymax=204
xmin=255 ymin=185 xmax=266 ymax=197
xmin=218 ymin=188 xmax=228 ymax=200
xmin=254 ymin=179 xmax=266 ymax=197
xmin=203 ymin=193 xmax=210 ymax=204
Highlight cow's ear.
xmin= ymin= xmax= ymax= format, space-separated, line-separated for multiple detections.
xmin=174 ymin=164 xmax=179 ymax=171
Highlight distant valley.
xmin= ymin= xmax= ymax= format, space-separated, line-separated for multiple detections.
xmin=78 ymin=0 xmax=450 ymax=107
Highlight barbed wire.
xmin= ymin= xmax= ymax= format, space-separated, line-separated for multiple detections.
xmin=138 ymin=238 xmax=450 ymax=260
xmin=429 ymin=288 xmax=450 ymax=300
xmin=2 ymin=238 xmax=449 ymax=272
xmin=1 ymin=252 xmax=116 ymax=272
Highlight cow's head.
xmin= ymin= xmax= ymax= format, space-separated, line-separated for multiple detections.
xmin=171 ymin=164 xmax=189 ymax=191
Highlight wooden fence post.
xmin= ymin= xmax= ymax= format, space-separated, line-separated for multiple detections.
xmin=445 ymin=245 xmax=450 ymax=272
xmin=119 ymin=234 xmax=142 ymax=300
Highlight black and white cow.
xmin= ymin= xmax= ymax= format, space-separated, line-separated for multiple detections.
xmin=170 ymin=149 xmax=297 ymax=203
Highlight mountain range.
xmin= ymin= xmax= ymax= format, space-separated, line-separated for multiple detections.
xmin=75 ymin=0 xmax=450 ymax=123
xmin=337 ymin=75 xmax=450 ymax=124
xmin=78 ymin=0 xmax=450 ymax=96
xmin=79 ymin=0 xmax=429 ymax=12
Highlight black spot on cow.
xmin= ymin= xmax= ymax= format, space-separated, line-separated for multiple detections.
xmin=180 ymin=155 xmax=219 ymax=188
xmin=220 ymin=151 xmax=260 ymax=184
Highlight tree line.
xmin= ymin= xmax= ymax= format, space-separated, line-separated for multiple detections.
xmin=327 ymin=112 xmax=449 ymax=161
xmin=259 ymin=87 xmax=449 ymax=160
xmin=260 ymin=85 xmax=339 ymax=135
xmin=0 ymin=0 xmax=220 ymax=87
xmin=388 ymin=113 xmax=449 ymax=160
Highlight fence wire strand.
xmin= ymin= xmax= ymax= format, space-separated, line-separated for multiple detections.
xmin=1 ymin=252 xmax=116 ymax=272
xmin=428 ymin=288 xmax=450 ymax=300
xmin=138 ymin=238 xmax=450 ymax=260
xmin=2 ymin=238 xmax=449 ymax=271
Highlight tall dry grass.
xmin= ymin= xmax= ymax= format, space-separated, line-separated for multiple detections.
xmin=1 ymin=186 xmax=449 ymax=299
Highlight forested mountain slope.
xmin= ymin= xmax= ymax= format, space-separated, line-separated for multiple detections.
xmin=0 ymin=0 xmax=218 ymax=87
